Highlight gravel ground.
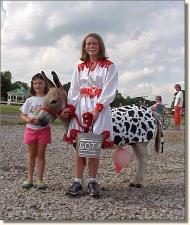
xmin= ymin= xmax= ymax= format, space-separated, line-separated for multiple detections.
xmin=0 ymin=125 xmax=186 ymax=222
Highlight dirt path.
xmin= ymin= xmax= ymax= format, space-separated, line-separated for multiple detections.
xmin=0 ymin=125 xmax=185 ymax=221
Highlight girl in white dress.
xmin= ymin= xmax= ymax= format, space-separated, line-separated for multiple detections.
xmin=60 ymin=33 xmax=118 ymax=197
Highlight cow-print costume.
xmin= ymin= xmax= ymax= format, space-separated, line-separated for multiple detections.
xmin=112 ymin=105 xmax=157 ymax=146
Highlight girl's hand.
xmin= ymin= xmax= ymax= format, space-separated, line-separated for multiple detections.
xmin=28 ymin=116 xmax=38 ymax=125
xmin=90 ymin=109 xmax=100 ymax=122
xmin=58 ymin=108 xmax=72 ymax=119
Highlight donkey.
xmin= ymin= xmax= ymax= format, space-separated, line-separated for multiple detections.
xmin=38 ymin=71 xmax=69 ymax=130
xmin=37 ymin=71 xmax=163 ymax=188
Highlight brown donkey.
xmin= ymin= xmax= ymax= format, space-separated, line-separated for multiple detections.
xmin=37 ymin=71 xmax=163 ymax=188
xmin=37 ymin=71 xmax=69 ymax=131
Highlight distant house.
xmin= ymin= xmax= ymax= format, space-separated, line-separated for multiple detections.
xmin=7 ymin=87 xmax=29 ymax=104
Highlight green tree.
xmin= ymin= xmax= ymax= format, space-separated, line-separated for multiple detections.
xmin=1 ymin=71 xmax=12 ymax=100
xmin=11 ymin=81 xmax=29 ymax=90
xmin=111 ymin=90 xmax=127 ymax=107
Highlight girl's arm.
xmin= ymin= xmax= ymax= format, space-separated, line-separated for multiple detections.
xmin=20 ymin=112 xmax=37 ymax=124
xmin=151 ymin=103 xmax=157 ymax=111
xmin=67 ymin=68 xmax=80 ymax=110
xmin=90 ymin=63 xmax=118 ymax=121
xmin=95 ymin=63 xmax=118 ymax=112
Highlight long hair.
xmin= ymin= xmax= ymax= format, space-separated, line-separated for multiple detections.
xmin=80 ymin=33 xmax=108 ymax=61
xmin=29 ymin=73 xmax=49 ymax=96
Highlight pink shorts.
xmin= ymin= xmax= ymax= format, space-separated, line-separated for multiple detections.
xmin=23 ymin=127 xmax=51 ymax=145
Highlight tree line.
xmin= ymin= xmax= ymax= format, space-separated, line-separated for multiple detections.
xmin=1 ymin=71 xmax=29 ymax=101
xmin=0 ymin=70 xmax=162 ymax=108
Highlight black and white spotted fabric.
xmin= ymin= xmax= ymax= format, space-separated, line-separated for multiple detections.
xmin=111 ymin=105 xmax=157 ymax=146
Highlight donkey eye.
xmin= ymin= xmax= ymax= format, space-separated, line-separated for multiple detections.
xmin=50 ymin=100 xmax=57 ymax=104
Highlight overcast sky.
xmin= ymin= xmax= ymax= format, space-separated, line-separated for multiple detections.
xmin=1 ymin=1 xmax=185 ymax=105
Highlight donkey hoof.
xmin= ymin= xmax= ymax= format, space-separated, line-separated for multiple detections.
xmin=129 ymin=183 xmax=136 ymax=187
xmin=135 ymin=184 xmax=142 ymax=188
xmin=129 ymin=183 xmax=142 ymax=188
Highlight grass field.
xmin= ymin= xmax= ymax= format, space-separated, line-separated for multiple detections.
xmin=0 ymin=104 xmax=184 ymax=127
xmin=1 ymin=120 xmax=62 ymax=126
xmin=0 ymin=104 xmax=20 ymax=113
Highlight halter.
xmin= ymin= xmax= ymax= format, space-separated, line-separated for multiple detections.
xmin=41 ymin=107 xmax=93 ymax=132
xmin=40 ymin=107 xmax=63 ymax=117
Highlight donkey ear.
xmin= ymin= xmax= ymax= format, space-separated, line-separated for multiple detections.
xmin=51 ymin=71 xmax=62 ymax=88
xmin=41 ymin=71 xmax=55 ymax=88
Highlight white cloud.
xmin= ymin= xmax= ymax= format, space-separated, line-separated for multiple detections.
xmin=119 ymin=67 xmax=155 ymax=84
xmin=1 ymin=1 xmax=185 ymax=106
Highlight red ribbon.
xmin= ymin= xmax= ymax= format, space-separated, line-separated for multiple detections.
xmin=80 ymin=87 xmax=102 ymax=98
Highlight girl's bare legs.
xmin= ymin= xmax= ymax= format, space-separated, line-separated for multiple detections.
xmin=88 ymin=157 xmax=100 ymax=197
xmin=27 ymin=143 xmax=37 ymax=181
xmin=75 ymin=153 xmax=86 ymax=179
xmin=37 ymin=143 xmax=47 ymax=181
xmin=88 ymin=158 xmax=99 ymax=178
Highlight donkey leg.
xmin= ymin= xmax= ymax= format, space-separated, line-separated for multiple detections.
xmin=129 ymin=142 xmax=148 ymax=188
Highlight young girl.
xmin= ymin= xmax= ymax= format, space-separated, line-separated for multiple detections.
xmin=20 ymin=73 xmax=50 ymax=189
xmin=151 ymin=95 xmax=165 ymax=118
xmin=60 ymin=33 xmax=118 ymax=197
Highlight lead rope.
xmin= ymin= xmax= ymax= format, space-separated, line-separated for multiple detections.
xmin=72 ymin=112 xmax=93 ymax=133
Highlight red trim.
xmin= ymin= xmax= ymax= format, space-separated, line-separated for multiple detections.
xmin=101 ymin=131 xmax=114 ymax=148
xmin=80 ymin=87 xmax=102 ymax=98
xmin=102 ymin=140 xmax=114 ymax=148
xmin=67 ymin=104 xmax=76 ymax=117
xmin=77 ymin=59 xmax=113 ymax=73
xmin=95 ymin=103 xmax=104 ymax=112
xmin=64 ymin=135 xmax=73 ymax=144
xmin=68 ymin=104 xmax=75 ymax=112
xmin=70 ymin=129 xmax=80 ymax=139
xmin=64 ymin=129 xmax=114 ymax=149
xmin=78 ymin=62 xmax=86 ymax=73
xmin=72 ymin=112 xmax=92 ymax=132
xmin=99 ymin=59 xmax=113 ymax=68
xmin=64 ymin=129 xmax=81 ymax=144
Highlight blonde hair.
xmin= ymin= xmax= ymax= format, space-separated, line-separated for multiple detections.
xmin=80 ymin=33 xmax=108 ymax=61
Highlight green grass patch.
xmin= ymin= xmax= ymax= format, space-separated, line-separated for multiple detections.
xmin=0 ymin=120 xmax=62 ymax=126
xmin=0 ymin=121 xmax=25 ymax=126
xmin=0 ymin=104 xmax=20 ymax=113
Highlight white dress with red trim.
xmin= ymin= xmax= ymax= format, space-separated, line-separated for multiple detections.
xmin=65 ymin=59 xmax=118 ymax=148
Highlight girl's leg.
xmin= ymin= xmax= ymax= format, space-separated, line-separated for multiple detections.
xmin=37 ymin=143 xmax=47 ymax=181
xmin=75 ymin=153 xmax=86 ymax=179
xmin=88 ymin=158 xmax=100 ymax=197
xmin=27 ymin=143 xmax=37 ymax=181
xmin=88 ymin=158 xmax=99 ymax=178
xmin=68 ymin=152 xmax=85 ymax=195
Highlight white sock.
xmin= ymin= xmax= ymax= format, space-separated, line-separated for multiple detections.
xmin=89 ymin=177 xmax=96 ymax=183
xmin=74 ymin=178 xmax=82 ymax=184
